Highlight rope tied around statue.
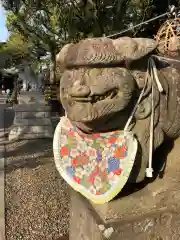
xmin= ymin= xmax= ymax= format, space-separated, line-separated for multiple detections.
xmin=123 ymin=55 xmax=180 ymax=177
xmin=114 ymin=56 xmax=163 ymax=178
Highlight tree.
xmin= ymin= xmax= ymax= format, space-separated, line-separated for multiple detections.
xmin=3 ymin=0 xmax=70 ymax=83
xmin=0 ymin=32 xmax=34 ymax=65
xmin=2 ymin=0 xmax=180 ymax=84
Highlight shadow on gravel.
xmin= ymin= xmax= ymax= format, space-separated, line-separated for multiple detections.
xmin=5 ymin=155 xmax=53 ymax=174
xmin=5 ymin=139 xmax=53 ymax=157
xmin=5 ymin=138 xmax=54 ymax=173
xmin=56 ymin=236 xmax=69 ymax=240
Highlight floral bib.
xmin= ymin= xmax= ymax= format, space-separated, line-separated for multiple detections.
xmin=53 ymin=117 xmax=137 ymax=204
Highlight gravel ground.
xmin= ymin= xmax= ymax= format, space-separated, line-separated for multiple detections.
xmin=4 ymin=139 xmax=70 ymax=240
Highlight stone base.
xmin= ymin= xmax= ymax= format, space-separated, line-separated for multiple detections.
xmin=18 ymin=91 xmax=45 ymax=105
xmin=13 ymin=104 xmax=51 ymax=119
xmin=8 ymin=104 xmax=53 ymax=141
xmin=70 ymin=138 xmax=180 ymax=240
xmin=0 ymin=104 xmax=12 ymax=142
xmin=8 ymin=120 xmax=53 ymax=141
xmin=0 ymin=129 xmax=5 ymax=143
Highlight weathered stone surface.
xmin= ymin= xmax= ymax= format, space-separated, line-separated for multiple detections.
xmin=111 ymin=212 xmax=180 ymax=240
xmin=0 ymin=218 xmax=5 ymax=240
xmin=0 ymin=104 xmax=12 ymax=142
xmin=18 ymin=91 xmax=45 ymax=105
xmin=14 ymin=104 xmax=51 ymax=119
xmin=57 ymin=36 xmax=180 ymax=183
xmin=70 ymin=138 xmax=180 ymax=239
xmin=70 ymin=191 xmax=103 ymax=240
xmin=9 ymin=104 xmax=53 ymax=141
xmin=8 ymin=120 xmax=53 ymax=141
xmin=14 ymin=118 xmax=52 ymax=126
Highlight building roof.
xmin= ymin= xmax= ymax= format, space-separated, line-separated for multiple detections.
xmin=0 ymin=67 xmax=19 ymax=77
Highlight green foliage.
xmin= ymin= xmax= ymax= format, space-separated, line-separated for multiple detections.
xmin=3 ymin=0 xmax=72 ymax=82
xmin=2 ymin=0 xmax=180 ymax=82
xmin=0 ymin=32 xmax=36 ymax=66
xmin=6 ymin=11 xmax=17 ymax=32
xmin=3 ymin=0 xmax=180 ymax=42
xmin=3 ymin=32 xmax=32 ymax=56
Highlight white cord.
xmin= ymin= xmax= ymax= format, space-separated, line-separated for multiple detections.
xmin=146 ymin=69 xmax=154 ymax=178
xmin=123 ymin=65 xmax=150 ymax=132
xmin=153 ymin=55 xmax=180 ymax=63
xmin=124 ymin=57 xmax=163 ymax=178
xmin=149 ymin=58 xmax=164 ymax=92
xmin=146 ymin=57 xmax=164 ymax=178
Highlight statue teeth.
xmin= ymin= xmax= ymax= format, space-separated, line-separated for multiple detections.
xmin=70 ymin=90 xmax=116 ymax=103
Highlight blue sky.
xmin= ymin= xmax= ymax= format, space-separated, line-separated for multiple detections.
xmin=0 ymin=4 xmax=9 ymax=42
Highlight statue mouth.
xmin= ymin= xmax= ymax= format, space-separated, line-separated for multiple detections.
xmin=65 ymin=87 xmax=131 ymax=123
xmin=69 ymin=89 xmax=118 ymax=103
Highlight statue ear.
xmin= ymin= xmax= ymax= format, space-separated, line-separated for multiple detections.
xmin=112 ymin=37 xmax=157 ymax=61
xmin=135 ymin=98 xmax=152 ymax=120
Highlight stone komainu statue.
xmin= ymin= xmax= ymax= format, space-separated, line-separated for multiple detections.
xmin=53 ymin=36 xmax=180 ymax=204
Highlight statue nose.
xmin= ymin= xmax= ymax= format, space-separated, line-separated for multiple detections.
xmin=70 ymin=82 xmax=91 ymax=97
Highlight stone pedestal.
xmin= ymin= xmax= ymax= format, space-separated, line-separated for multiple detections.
xmin=9 ymin=104 xmax=53 ymax=141
xmin=9 ymin=92 xmax=53 ymax=141
xmin=0 ymin=104 xmax=6 ymax=143
xmin=0 ymin=104 xmax=12 ymax=143
xmin=70 ymin=138 xmax=180 ymax=240
xmin=18 ymin=91 xmax=45 ymax=105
